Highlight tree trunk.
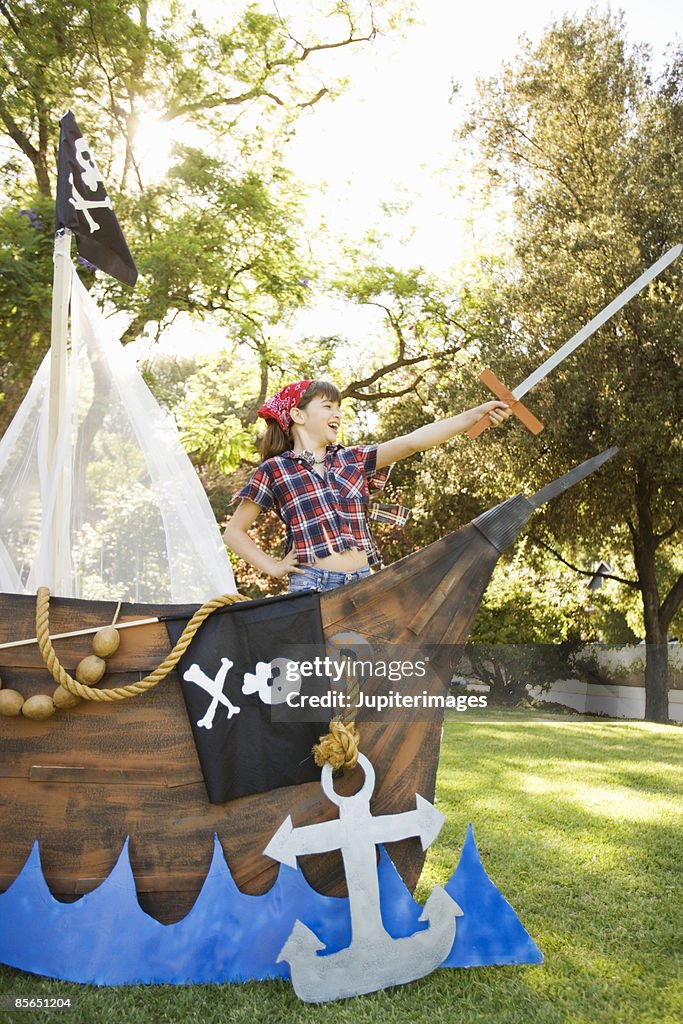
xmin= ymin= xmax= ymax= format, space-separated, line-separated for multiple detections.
xmin=633 ymin=468 xmax=670 ymax=722
xmin=640 ymin=577 xmax=670 ymax=722
xmin=34 ymin=156 xmax=51 ymax=198
xmin=644 ymin=641 xmax=670 ymax=722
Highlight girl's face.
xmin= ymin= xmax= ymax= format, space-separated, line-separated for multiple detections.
xmin=293 ymin=395 xmax=341 ymax=445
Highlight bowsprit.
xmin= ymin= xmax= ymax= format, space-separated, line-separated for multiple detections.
xmin=264 ymin=752 xmax=462 ymax=1002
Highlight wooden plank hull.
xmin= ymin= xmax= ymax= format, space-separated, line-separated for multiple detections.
xmin=0 ymin=524 xmax=499 ymax=923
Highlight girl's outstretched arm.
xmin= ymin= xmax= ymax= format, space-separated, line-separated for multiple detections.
xmin=375 ymin=401 xmax=510 ymax=470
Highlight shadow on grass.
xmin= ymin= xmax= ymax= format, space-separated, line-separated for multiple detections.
xmin=427 ymin=717 xmax=682 ymax=1024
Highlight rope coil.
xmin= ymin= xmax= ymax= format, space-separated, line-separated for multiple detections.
xmin=313 ymin=720 xmax=360 ymax=770
xmin=312 ymin=657 xmax=361 ymax=770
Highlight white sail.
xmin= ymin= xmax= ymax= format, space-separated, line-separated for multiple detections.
xmin=0 ymin=264 xmax=236 ymax=602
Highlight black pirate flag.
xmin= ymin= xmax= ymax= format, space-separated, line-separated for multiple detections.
xmin=165 ymin=591 xmax=329 ymax=804
xmin=55 ymin=111 xmax=138 ymax=286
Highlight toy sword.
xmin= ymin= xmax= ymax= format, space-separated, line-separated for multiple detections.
xmin=468 ymin=243 xmax=683 ymax=438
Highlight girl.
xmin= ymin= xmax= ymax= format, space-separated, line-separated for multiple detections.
xmin=223 ymin=379 xmax=510 ymax=593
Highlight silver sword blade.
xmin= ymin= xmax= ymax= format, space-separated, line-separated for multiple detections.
xmin=512 ymin=245 xmax=682 ymax=400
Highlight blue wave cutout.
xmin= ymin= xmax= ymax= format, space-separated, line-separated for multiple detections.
xmin=0 ymin=827 xmax=541 ymax=985
xmin=443 ymin=824 xmax=543 ymax=968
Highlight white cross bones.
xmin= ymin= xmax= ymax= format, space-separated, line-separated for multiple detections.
xmin=67 ymin=138 xmax=112 ymax=232
xmin=183 ymin=658 xmax=240 ymax=730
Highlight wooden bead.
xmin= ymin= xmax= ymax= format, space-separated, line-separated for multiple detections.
xmin=92 ymin=626 xmax=120 ymax=658
xmin=0 ymin=689 xmax=24 ymax=716
xmin=53 ymin=685 xmax=82 ymax=709
xmin=76 ymin=655 xmax=106 ymax=685
xmin=21 ymin=694 xmax=56 ymax=720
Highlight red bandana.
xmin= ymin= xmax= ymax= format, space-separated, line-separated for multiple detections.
xmin=258 ymin=380 xmax=313 ymax=432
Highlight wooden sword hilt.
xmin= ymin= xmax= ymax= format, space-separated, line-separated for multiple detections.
xmin=466 ymin=369 xmax=545 ymax=439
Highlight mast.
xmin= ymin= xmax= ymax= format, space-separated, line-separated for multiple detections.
xmin=46 ymin=228 xmax=73 ymax=594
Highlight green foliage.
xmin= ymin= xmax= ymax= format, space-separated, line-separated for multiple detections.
xmin=0 ymin=0 xmax=409 ymax=428
xmin=331 ymin=245 xmax=482 ymax=404
xmin=0 ymin=191 xmax=96 ymax=433
xmin=120 ymin=146 xmax=311 ymax=341
xmin=0 ymin=1 xmax=156 ymax=194
xmin=466 ymin=18 xmax=679 ymax=712
xmin=140 ymin=350 xmax=258 ymax=473
xmin=0 ymin=196 xmax=54 ymax=429
xmin=464 ymin=544 xmax=594 ymax=704
xmin=141 ymin=336 xmax=341 ymax=480
xmin=471 ymin=544 xmax=595 ymax=644
xmin=0 ymin=1 xmax=405 ymax=193
xmin=460 ymin=13 xmax=682 ymax=548
xmin=181 ymin=409 xmax=254 ymax=475
xmin=369 ymin=13 xmax=681 ymax=720
xmin=461 ymin=13 xmax=682 ymax=718
xmin=463 ymin=643 xmax=589 ymax=706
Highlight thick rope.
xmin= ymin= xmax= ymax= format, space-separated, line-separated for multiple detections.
xmin=313 ymin=657 xmax=361 ymax=770
xmin=35 ymin=586 xmax=245 ymax=702
xmin=313 ymin=720 xmax=360 ymax=770
xmin=36 ymin=586 xmax=364 ymax=770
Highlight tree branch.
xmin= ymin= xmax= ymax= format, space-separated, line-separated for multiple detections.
xmin=341 ymin=349 xmax=451 ymax=397
xmin=535 ymin=538 xmax=640 ymax=588
xmin=0 ymin=1 xmax=20 ymax=36
xmin=659 ymin=572 xmax=683 ymax=634
xmin=0 ymin=93 xmax=40 ymax=166
xmin=343 ymin=377 xmax=426 ymax=401
xmin=270 ymin=1 xmax=378 ymax=65
xmin=165 ymin=3 xmax=378 ymax=120
xmin=654 ymin=520 xmax=682 ymax=545
xmin=298 ymin=86 xmax=329 ymax=109
xmin=169 ymin=29 xmax=365 ymax=119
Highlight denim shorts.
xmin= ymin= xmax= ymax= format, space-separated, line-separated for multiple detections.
xmin=288 ymin=565 xmax=372 ymax=594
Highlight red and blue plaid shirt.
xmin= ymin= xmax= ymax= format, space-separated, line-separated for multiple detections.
xmin=234 ymin=444 xmax=387 ymax=566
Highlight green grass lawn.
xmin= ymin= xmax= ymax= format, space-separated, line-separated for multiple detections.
xmin=1 ymin=713 xmax=681 ymax=1024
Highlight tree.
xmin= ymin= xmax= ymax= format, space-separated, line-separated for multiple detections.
xmin=0 ymin=192 xmax=55 ymax=432
xmin=0 ymin=1 xmax=402 ymax=198
xmin=449 ymin=12 xmax=682 ymax=721
xmin=0 ymin=0 xmax=410 ymax=428
xmin=138 ymin=245 xmax=484 ymax=483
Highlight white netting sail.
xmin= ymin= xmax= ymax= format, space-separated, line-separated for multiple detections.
xmin=0 ymin=266 xmax=236 ymax=602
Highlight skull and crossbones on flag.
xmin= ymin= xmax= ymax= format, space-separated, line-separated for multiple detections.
xmin=55 ymin=111 xmax=137 ymax=286
xmin=165 ymin=591 xmax=329 ymax=803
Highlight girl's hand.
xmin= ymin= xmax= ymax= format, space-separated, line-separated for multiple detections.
xmin=477 ymin=400 xmax=511 ymax=427
xmin=270 ymin=549 xmax=306 ymax=579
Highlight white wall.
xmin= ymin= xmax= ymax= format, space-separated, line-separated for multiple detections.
xmin=528 ymin=678 xmax=683 ymax=722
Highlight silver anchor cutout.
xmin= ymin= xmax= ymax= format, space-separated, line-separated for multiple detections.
xmin=264 ymin=752 xmax=463 ymax=1002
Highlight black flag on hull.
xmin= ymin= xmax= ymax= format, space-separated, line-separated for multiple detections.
xmin=55 ymin=111 xmax=138 ymax=286
xmin=165 ymin=592 xmax=328 ymax=804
